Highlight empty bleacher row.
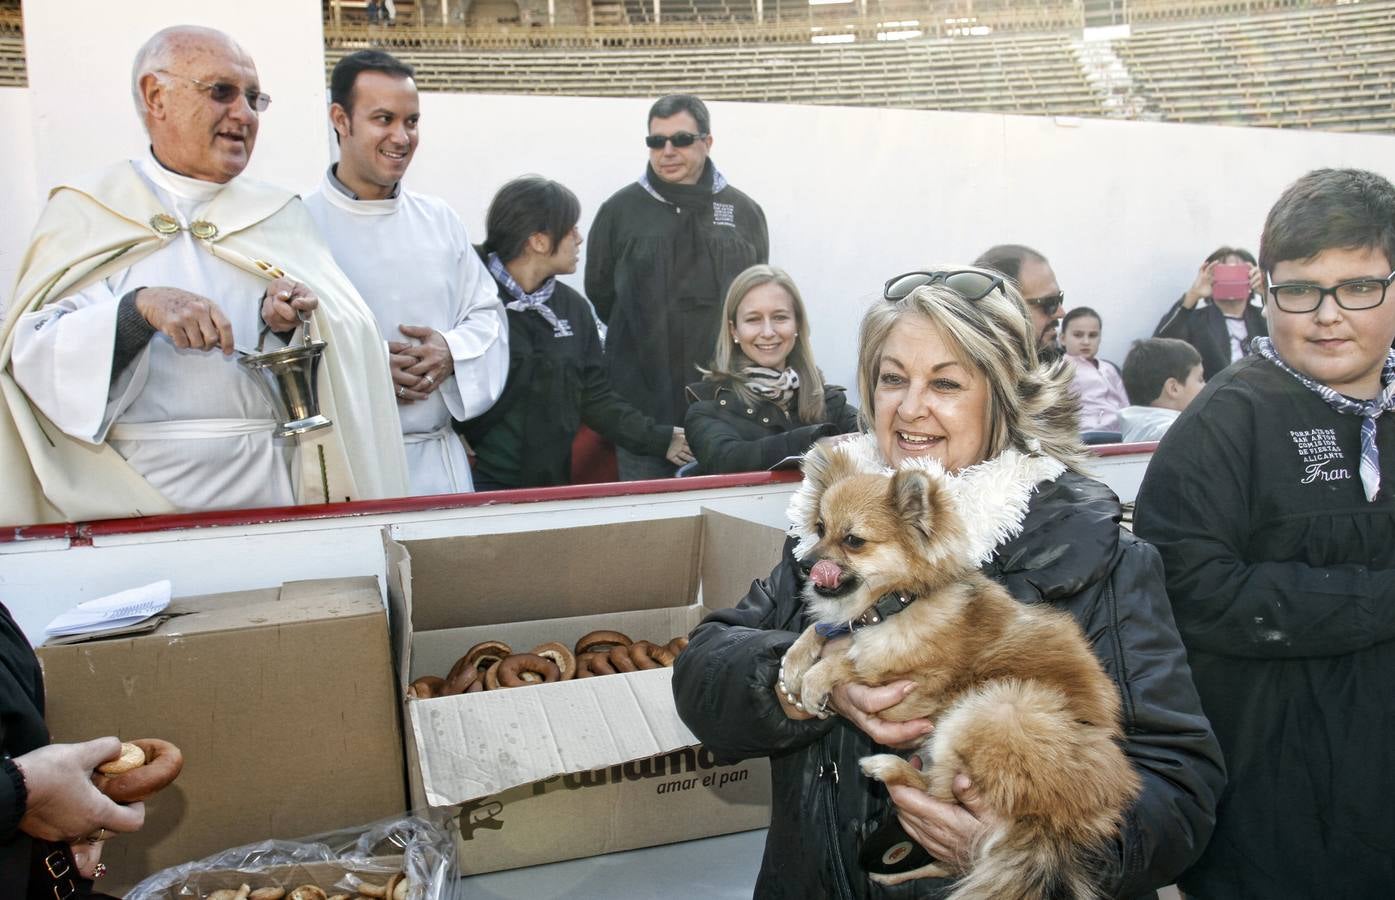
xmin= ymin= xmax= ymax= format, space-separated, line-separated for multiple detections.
xmin=0 ymin=4 xmax=22 ymax=88
xmin=328 ymin=30 xmax=1102 ymax=116
xmin=1114 ymin=1 xmax=1395 ymax=132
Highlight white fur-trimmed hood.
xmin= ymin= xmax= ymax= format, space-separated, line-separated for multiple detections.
xmin=786 ymin=434 xmax=1067 ymax=566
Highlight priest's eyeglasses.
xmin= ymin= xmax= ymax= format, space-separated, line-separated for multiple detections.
xmin=883 ymin=270 xmax=1004 ymax=303
xmin=1267 ymin=271 xmax=1395 ymax=313
xmin=158 ymin=70 xmax=272 ymax=113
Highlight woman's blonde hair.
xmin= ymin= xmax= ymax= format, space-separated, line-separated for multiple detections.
xmin=703 ymin=265 xmax=828 ymax=424
xmin=856 ymin=266 xmax=1088 ymax=471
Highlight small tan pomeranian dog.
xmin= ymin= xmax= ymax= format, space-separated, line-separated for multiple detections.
xmin=777 ymin=443 xmax=1139 ymax=899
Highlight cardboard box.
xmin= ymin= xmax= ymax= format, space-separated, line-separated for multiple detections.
xmin=38 ymin=577 xmax=408 ymax=894
xmin=386 ymin=509 xmax=784 ymax=874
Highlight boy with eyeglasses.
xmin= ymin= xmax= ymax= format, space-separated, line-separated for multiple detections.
xmin=585 ymin=93 xmax=768 ymax=481
xmin=1135 ymin=168 xmax=1395 ymax=898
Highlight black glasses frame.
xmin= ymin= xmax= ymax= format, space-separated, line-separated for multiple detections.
xmin=1266 ymin=271 xmax=1395 ymax=313
xmin=159 ymin=69 xmax=271 ymax=112
xmin=883 ymin=270 xmax=1005 ymax=303
xmin=1023 ymin=291 xmax=1065 ymax=316
xmin=644 ymin=131 xmax=708 ymax=150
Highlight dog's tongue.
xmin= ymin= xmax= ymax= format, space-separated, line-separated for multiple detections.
xmin=810 ymin=559 xmax=843 ymax=589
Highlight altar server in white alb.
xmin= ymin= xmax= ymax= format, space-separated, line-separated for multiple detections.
xmin=306 ymin=50 xmax=508 ymax=495
xmin=0 ymin=26 xmax=409 ymax=526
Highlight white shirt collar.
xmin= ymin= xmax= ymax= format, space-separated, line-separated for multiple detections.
xmin=320 ymin=166 xmax=401 ymax=216
xmin=138 ymin=147 xmax=226 ymax=205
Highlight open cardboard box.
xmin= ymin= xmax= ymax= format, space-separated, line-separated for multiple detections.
xmin=385 ymin=509 xmax=785 ymax=874
xmin=38 ymin=577 xmax=407 ymax=894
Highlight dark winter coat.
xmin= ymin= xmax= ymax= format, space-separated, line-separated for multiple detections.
xmin=460 ymin=270 xmax=672 ymax=489
xmin=683 ymin=380 xmax=861 ymax=476
xmin=585 ymin=162 xmax=768 ymax=428
xmin=1152 ymin=296 xmax=1268 ymax=381
xmin=1134 ymin=355 xmax=1395 ymax=899
xmin=673 ymin=470 xmax=1225 ymax=899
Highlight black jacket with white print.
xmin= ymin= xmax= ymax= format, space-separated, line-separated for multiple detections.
xmin=1135 ymin=353 xmax=1395 ymax=900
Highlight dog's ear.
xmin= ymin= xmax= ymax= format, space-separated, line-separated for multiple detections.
xmin=890 ymin=468 xmax=939 ymax=546
xmin=801 ymin=442 xmax=860 ymax=507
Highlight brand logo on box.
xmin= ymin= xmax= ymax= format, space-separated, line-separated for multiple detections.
xmin=457 ymin=745 xmax=752 ymax=840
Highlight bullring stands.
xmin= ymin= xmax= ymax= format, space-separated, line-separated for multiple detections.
xmin=358 ymin=30 xmax=1100 ymax=115
xmin=318 ymin=0 xmax=1395 ymax=134
xmin=1113 ymin=1 xmax=1395 ymax=132
xmin=3 ymin=2 xmax=1393 ymax=133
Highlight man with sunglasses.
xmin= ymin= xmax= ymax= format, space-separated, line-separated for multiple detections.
xmin=586 ymin=93 xmax=768 ymax=481
xmin=0 ymin=25 xmax=408 ymax=524
xmin=974 ymin=244 xmax=1067 ymax=363
xmin=1136 ymin=168 xmax=1395 ymax=898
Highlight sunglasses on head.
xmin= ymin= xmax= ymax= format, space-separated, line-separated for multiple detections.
xmin=159 ymin=70 xmax=272 ymax=112
xmin=1024 ymin=292 xmax=1065 ymax=316
xmin=645 ymin=131 xmax=707 ymax=150
xmin=883 ymin=270 xmax=1004 ymax=303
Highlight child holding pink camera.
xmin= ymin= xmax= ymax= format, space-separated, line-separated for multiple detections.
xmin=1153 ymin=246 xmax=1267 ymax=380
xmin=1063 ymin=306 xmax=1128 ymax=432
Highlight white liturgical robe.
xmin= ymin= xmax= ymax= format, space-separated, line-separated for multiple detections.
xmin=12 ymin=157 xmax=299 ymax=510
xmin=305 ymin=172 xmax=508 ymax=495
xmin=0 ymin=155 xmax=409 ymax=524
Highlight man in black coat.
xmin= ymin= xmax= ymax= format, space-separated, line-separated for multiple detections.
xmin=585 ymin=94 xmax=769 ymax=481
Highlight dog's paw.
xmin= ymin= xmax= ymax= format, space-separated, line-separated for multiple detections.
xmin=859 ymin=754 xmax=904 ymax=783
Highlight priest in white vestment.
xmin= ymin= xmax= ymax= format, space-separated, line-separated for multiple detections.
xmin=0 ymin=26 xmax=408 ymax=525
xmin=305 ymin=50 xmax=507 ymax=495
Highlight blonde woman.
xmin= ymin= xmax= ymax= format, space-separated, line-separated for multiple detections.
xmin=674 ymin=267 xmax=1223 ymax=897
xmin=684 ymin=265 xmax=859 ymax=474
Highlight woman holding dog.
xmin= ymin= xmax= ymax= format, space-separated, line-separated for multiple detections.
xmin=684 ymin=265 xmax=860 ymax=475
xmin=673 ymin=268 xmax=1224 ymax=898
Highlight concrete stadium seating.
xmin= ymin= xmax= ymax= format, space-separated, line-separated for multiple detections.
xmin=3 ymin=2 xmax=1393 ymax=133
xmin=1114 ymin=1 xmax=1395 ymax=132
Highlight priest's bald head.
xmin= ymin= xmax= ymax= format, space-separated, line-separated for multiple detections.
xmin=130 ymin=26 xmax=269 ymax=184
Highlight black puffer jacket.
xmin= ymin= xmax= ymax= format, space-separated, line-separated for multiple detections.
xmin=684 ymin=381 xmax=861 ymax=476
xmin=673 ymin=471 xmax=1225 ymax=900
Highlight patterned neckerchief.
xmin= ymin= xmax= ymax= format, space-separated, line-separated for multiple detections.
xmin=486 ymin=252 xmax=569 ymax=337
xmin=1252 ymin=336 xmax=1395 ymax=501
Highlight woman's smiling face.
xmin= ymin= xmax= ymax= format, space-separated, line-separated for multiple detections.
xmin=873 ymin=314 xmax=991 ymax=472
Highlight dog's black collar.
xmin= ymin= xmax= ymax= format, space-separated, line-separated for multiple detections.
xmin=814 ymin=592 xmax=917 ymax=639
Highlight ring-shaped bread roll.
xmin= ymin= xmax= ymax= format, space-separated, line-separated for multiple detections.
xmin=465 ymin=676 xmax=485 ymax=693
xmin=483 ymin=659 xmax=503 ymax=691
xmin=287 ymin=888 xmax=327 ymax=900
xmin=607 ymin=644 xmax=639 ymax=673
xmin=463 ymin=640 xmax=512 ymax=673
xmin=667 ymin=636 xmax=689 ymax=658
xmin=530 ymin=641 xmax=577 ymax=680
xmin=629 ymin=640 xmax=677 ymax=669
xmin=493 ymin=653 xmax=561 ymax=688
xmin=574 ymin=630 xmax=632 ymax=656
xmin=576 ymin=651 xmax=615 ymax=677
xmin=97 ymin=742 xmax=145 ymax=775
xmin=443 ymin=654 xmax=482 ymax=696
xmin=96 ymin=738 xmax=183 ymax=803
xmin=409 ymin=675 xmax=446 ymax=699
xmin=249 ymin=888 xmax=287 ymax=900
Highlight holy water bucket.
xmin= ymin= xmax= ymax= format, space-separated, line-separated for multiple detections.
xmin=238 ymin=321 xmax=332 ymax=438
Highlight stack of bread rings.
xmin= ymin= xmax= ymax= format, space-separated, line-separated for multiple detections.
xmin=200 ymin=871 xmax=412 ymax=900
xmin=407 ymin=631 xmax=691 ymax=698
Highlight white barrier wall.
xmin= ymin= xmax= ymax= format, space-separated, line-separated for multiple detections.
xmin=5 ymin=0 xmax=1395 ymax=387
